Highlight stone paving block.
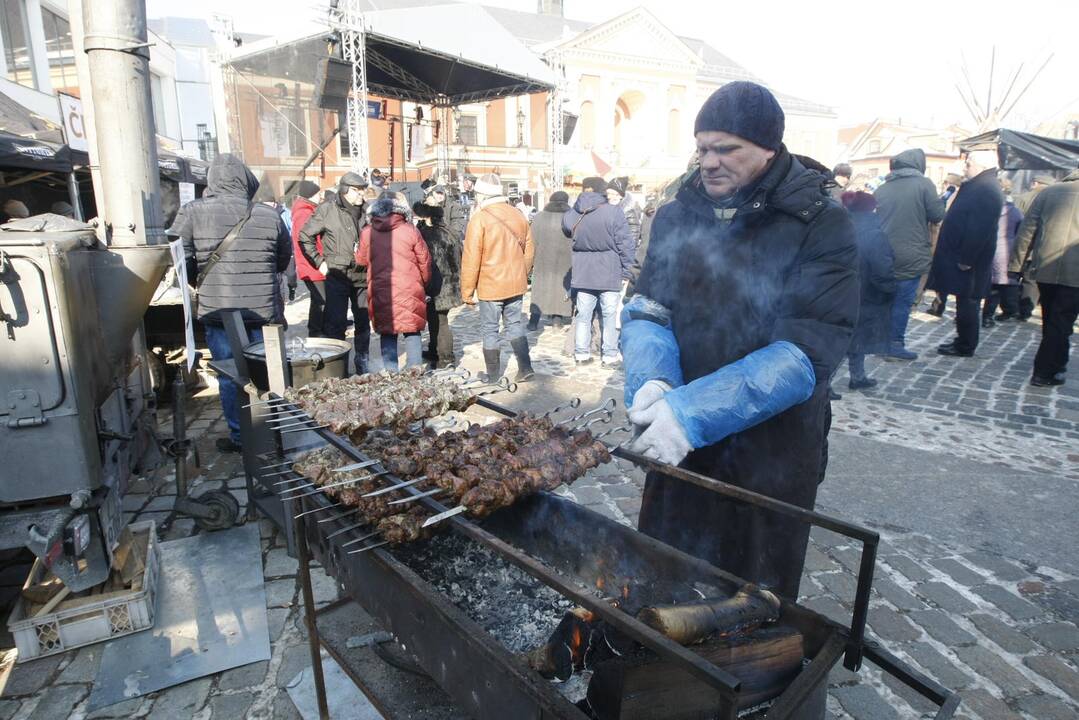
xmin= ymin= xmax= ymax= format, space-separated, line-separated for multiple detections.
xmin=902 ymin=642 xmax=974 ymax=691
xmin=971 ymin=584 xmax=1043 ymax=621
xmin=0 ymin=653 xmax=64 ymax=697
xmin=912 ymin=582 xmax=978 ymax=614
xmin=217 ymin=660 xmax=269 ymax=691
xmin=803 ymin=596 xmax=850 ymax=626
xmin=953 ymin=646 xmax=1035 ymax=696
xmin=27 ymin=684 xmax=87 ymax=720
xmin=815 ymin=571 xmax=858 ymax=601
xmin=272 ymin=688 xmax=303 ymax=719
xmin=85 ymin=696 xmax=144 ymax=719
xmin=0 ymin=699 xmax=17 ymax=720
xmin=57 ymin=646 xmax=101 ymax=684
xmin=310 ymin=567 xmax=339 ymax=606
xmin=966 ymin=613 xmax=1037 ymax=654
xmin=1025 ymin=622 xmax=1079 ymax=652
xmin=908 ymin=609 xmax=976 ymax=646
xmin=569 ymin=486 xmax=605 ymax=505
xmin=1014 ymin=693 xmax=1078 ymax=720
xmin=803 ymin=545 xmax=836 ymax=573
xmin=880 ymin=672 xmax=939 ymax=716
xmin=267 ymin=607 xmax=291 ymax=643
xmin=882 ymin=554 xmax=933 ymax=583
xmin=929 ymin=558 xmax=986 ymax=587
xmin=957 ymin=689 xmax=1021 ymax=720
xmin=265 ymin=578 xmax=297 ymax=608
xmin=209 ymin=690 xmax=256 ymax=718
xmin=143 ymin=494 xmax=177 ymax=512
xmin=832 ymin=684 xmax=899 ymax=720
xmin=873 ymin=577 xmax=928 ymax=612
xmin=146 ymin=677 xmax=212 ymax=719
xmin=829 ymin=546 xmax=864 ymax=574
xmin=264 ymin=548 xmax=299 ymax=578
xmin=276 ymin=642 xmax=312 ymax=688
xmin=1024 ymin=654 xmax=1079 ymax=698
xmin=867 ymin=607 xmax=921 ymax=643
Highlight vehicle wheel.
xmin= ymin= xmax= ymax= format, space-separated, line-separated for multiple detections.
xmin=193 ymin=490 xmax=240 ymax=531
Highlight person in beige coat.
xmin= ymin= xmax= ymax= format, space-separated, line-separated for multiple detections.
xmin=461 ymin=173 xmax=536 ymax=382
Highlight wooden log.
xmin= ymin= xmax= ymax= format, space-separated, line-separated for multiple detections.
xmin=586 ymin=626 xmax=804 ymax=720
xmin=20 ymin=559 xmax=65 ymax=605
xmin=636 ymin=585 xmax=781 ymax=646
xmin=33 ymin=587 xmax=72 ymax=618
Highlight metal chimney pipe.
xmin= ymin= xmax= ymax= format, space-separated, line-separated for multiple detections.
xmin=81 ymin=0 xmax=165 ymax=247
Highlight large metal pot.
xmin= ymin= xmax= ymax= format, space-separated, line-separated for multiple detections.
xmin=242 ymin=337 xmax=352 ymax=391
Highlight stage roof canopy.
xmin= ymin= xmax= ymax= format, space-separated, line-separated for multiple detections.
xmin=959 ymin=128 xmax=1079 ymax=171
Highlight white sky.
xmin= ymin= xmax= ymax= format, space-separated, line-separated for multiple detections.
xmin=148 ymin=0 xmax=1079 ymax=130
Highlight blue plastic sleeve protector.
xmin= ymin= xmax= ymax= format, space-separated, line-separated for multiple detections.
xmin=619 ymin=295 xmax=684 ymax=407
xmin=664 ymin=341 xmax=816 ymax=450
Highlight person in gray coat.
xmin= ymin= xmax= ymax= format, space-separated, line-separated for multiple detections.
xmin=1010 ymin=168 xmax=1079 ymax=386
xmin=873 ymin=148 xmax=946 ymax=360
xmin=528 ymin=191 xmax=574 ymax=330
xmin=169 ymin=153 xmax=291 ymax=452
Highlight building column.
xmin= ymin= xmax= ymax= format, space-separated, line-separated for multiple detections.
xmin=23 ymin=0 xmax=52 ymax=94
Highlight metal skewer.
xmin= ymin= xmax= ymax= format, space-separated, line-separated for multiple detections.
xmin=242 ymin=397 xmax=287 ymax=408
xmin=274 ymin=476 xmax=306 ymax=486
xmin=264 ymin=468 xmax=301 ymax=477
xmin=326 ymin=520 xmax=370 ymax=540
xmin=341 ymin=530 xmax=381 ymax=547
xmin=574 ymin=413 xmax=613 ymax=432
xmin=348 ymin=540 xmax=391 ymax=554
xmin=318 ymin=507 xmax=363 ymax=524
xmin=281 ymin=470 xmax=391 ymax=499
xmin=331 ymin=459 xmax=381 ymax=474
xmin=261 ymin=459 xmax=296 ymax=469
xmin=361 ymin=476 xmax=428 ymax=497
xmin=595 ymin=423 xmax=633 ymax=441
xmin=543 ymin=397 xmax=582 ymax=417
xmin=421 ymin=505 xmax=468 ymax=527
xmin=561 ymin=397 xmax=617 ymax=425
xmin=269 ymin=418 xmax=319 ymax=431
xmin=280 ymin=424 xmax=330 ymax=434
xmin=293 ymin=502 xmax=345 ymax=519
xmin=387 ymin=487 xmax=444 ymax=505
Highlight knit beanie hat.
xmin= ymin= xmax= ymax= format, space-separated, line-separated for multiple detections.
xmin=694 ymin=81 xmax=785 ymax=151
xmin=473 ymin=173 xmax=502 ymax=197
xmin=296 ymin=180 xmax=320 ymax=199
xmin=581 ymin=176 xmax=608 ymax=194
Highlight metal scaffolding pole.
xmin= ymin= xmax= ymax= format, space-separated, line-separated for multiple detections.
xmin=335 ymin=0 xmax=369 ymax=172
xmin=545 ymin=49 xmax=565 ymax=191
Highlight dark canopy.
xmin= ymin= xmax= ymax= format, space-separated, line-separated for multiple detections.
xmin=959 ymin=128 xmax=1079 ymax=171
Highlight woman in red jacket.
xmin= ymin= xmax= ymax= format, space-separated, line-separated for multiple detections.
xmin=357 ymin=191 xmax=432 ymax=371
xmin=289 ymin=181 xmax=326 ymax=336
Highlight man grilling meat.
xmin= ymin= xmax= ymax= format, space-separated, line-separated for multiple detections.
xmin=622 ymin=82 xmax=858 ymax=600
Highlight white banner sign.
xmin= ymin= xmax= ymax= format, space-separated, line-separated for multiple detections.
xmin=178 ymin=182 xmax=196 ymax=206
xmin=58 ymin=93 xmax=88 ymax=153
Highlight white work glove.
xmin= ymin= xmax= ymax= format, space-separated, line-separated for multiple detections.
xmin=628 ymin=398 xmax=692 ymax=466
xmin=318 ymin=261 xmax=329 ymax=276
xmin=627 ymin=380 xmax=671 ymax=438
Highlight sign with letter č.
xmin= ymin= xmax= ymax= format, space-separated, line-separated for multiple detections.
xmin=57 ymin=93 xmax=88 ymax=153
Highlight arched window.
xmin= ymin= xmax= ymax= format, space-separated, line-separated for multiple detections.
xmin=667 ymin=109 xmax=681 ymax=156
xmin=579 ymin=101 xmax=595 ymax=148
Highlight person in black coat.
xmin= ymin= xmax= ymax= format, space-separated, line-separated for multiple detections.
xmin=622 ymin=82 xmax=858 ymax=602
xmin=840 ymin=191 xmax=897 ymax=391
xmin=414 ymin=183 xmax=465 ymax=368
xmin=926 ymin=151 xmax=1004 ymax=356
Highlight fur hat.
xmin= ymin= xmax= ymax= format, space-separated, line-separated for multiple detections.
xmin=295 ymin=180 xmax=320 ymax=199
xmin=473 ymin=173 xmax=502 ymax=197
xmin=607 ymin=176 xmax=630 ymax=196
xmin=369 ymin=190 xmax=412 ymax=219
xmin=694 ymin=81 xmax=785 ymax=151
xmin=841 ymin=191 xmax=877 ymax=213
xmin=581 ymin=176 xmax=608 ymax=194
xmin=832 ymin=163 xmax=852 ymax=179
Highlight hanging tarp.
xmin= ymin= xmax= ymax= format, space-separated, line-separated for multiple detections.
xmin=959 ymin=128 xmax=1079 ymax=171
xmin=0 ymin=132 xmax=74 ymax=173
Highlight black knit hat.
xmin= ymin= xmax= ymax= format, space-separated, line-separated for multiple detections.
xmin=296 ymin=180 xmax=320 ymax=199
xmin=581 ymin=176 xmax=607 ymax=194
xmin=694 ymin=81 xmax=785 ymax=151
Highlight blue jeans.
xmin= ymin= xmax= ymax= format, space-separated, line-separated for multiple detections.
xmin=380 ymin=332 xmax=422 ymax=372
xmin=847 ymin=352 xmax=866 ymax=381
xmin=575 ymin=290 xmax=620 ymax=361
xmin=478 ymin=295 xmax=525 ymax=351
xmin=205 ymin=323 xmax=263 ymax=444
xmin=890 ymin=277 xmax=921 ymax=347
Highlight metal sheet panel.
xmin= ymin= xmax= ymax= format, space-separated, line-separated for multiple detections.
xmin=86 ymin=524 xmax=271 ymax=712
xmin=0 ymin=254 xmax=64 ymax=412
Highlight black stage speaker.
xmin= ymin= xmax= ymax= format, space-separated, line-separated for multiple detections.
xmin=313 ymin=57 xmax=352 ymax=112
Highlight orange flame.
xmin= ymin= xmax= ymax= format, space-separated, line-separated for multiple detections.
xmin=596 ymin=576 xmax=605 ymax=590
xmin=622 ymin=584 xmax=630 ymax=600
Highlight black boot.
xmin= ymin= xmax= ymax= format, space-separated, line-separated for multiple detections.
xmin=510 ymin=336 xmax=535 ymax=382
xmin=478 ymin=348 xmax=501 ymax=383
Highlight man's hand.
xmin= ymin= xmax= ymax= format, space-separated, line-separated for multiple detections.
xmin=318 ymin=261 xmax=329 ymax=276
xmin=288 ymin=287 xmax=296 ymax=302
xmin=627 ymin=380 xmax=670 ymax=436
xmin=463 ymin=296 xmax=477 ymax=306
xmin=628 ymin=399 xmax=692 ymax=466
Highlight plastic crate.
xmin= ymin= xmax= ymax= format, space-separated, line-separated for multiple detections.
xmin=6 ymin=520 xmax=160 ymax=662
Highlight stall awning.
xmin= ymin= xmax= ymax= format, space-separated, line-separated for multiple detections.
xmin=959 ymin=128 xmax=1079 ymax=171
xmin=0 ymin=132 xmax=75 ymax=173
xmin=229 ymin=4 xmax=554 ymax=105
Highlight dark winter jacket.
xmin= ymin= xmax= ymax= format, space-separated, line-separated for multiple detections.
xmin=848 ymin=207 xmax=897 ymax=354
xmin=562 ymin=191 xmax=634 ymax=292
xmin=1010 ymin=169 xmax=1079 ymax=287
xmin=170 ymin=153 xmax=291 ymax=326
xmin=873 ymin=149 xmax=946 ymax=281
xmin=413 ymin=201 xmax=463 ymax=312
xmin=616 ymin=194 xmax=643 ymax=248
xmin=529 ymin=198 xmax=574 ymax=317
xmin=299 ymin=191 xmax=368 ymax=287
xmin=356 ymin=195 xmax=431 ymax=334
xmin=927 ymin=169 xmax=1004 ymax=299
xmin=991 ymin=202 xmax=1023 ymax=285
xmin=290 ymin=196 xmax=323 ymax=282
xmin=633 ymin=147 xmax=858 ymax=597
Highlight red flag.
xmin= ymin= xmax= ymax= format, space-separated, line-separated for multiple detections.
xmin=591 ymin=150 xmax=611 ymax=176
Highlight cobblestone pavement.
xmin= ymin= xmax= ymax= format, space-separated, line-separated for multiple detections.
xmin=0 ymin=292 xmax=1076 ymax=719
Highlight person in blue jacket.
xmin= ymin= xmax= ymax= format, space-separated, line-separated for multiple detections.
xmin=622 ymin=82 xmax=859 ymax=599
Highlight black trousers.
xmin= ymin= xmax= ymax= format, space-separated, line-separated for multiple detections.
xmin=983 ymin=283 xmax=1020 ymax=319
xmin=954 ymin=295 xmax=980 ymax=352
xmin=303 ymin=279 xmax=326 ymax=338
xmin=1019 ymin=276 xmax=1040 ymax=319
xmin=426 ymin=303 xmax=454 ymax=366
xmin=324 ymin=271 xmax=370 ymax=374
xmin=1034 ymin=283 xmax=1079 ymax=379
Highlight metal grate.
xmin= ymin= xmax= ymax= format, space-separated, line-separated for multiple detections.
xmin=107 ymin=604 xmax=132 ymax=634
xmin=35 ymin=621 xmax=61 ymax=652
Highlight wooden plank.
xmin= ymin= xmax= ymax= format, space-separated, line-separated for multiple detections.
xmin=34 ymin=587 xmax=72 ymax=618
xmin=262 ymin=324 xmax=289 ymax=395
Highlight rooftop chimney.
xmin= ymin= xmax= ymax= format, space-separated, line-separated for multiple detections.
xmin=537 ymin=0 xmax=564 ymax=17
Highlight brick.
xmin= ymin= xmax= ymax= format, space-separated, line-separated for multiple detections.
xmin=883 ymin=554 xmax=933 ymax=583
xmin=953 ymin=645 xmax=1035 ymax=696
xmin=873 ymin=577 xmax=927 ymax=612
xmin=1014 ymin=694 xmax=1078 ymax=720
xmin=830 ymin=546 xmax=865 ymax=574
xmin=803 ymin=596 xmax=850 ymax=626
xmin=208 ymin=691 xmax=256 ymax=719
xmin=903 ymin=642 xmax=974 ymax=691
xmin=218 ymin=660 xmax=269 ymax=691
xmin=1026 ymin=622 xmax=1079 ymax=652
xmin=803 ymin=544 xmax=836 ymax=573
xmin=956 ymin=689 xmax=1022 ymax=719
xmin=28 ymin=685 xmax=88 ymax=720
xmin=971 ymin=584 xmax=1043 ymax=621
xmin=962 ymin=551 xmax=1029 ymax=581
xmin=815 ymin=571 xmax=858 ymax=602
xmin=909 ymin=609 xmax=976 ymax=646
xmin=967 ymin=613 xmax=1038 ymax=654
xmin=912 ymin=582 xmax=978 ymax=614
xmin=1024 ymin=655 xmax=1079 ymax=698
xmin=881 ymin=671 xmax=939 ymax=715
xmin=832 ymin=684 xmax=899 ymax=720
xmin=868 ymin=607 xmax=921 ymax=642
xmin=929 ymin=558 xmax=987 ymax=587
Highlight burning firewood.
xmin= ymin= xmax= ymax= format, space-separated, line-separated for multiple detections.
xmin=635 ymin=585 xmax=781 ymax=646
xmin=526 ymin=607 xmax=596 ymax=681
